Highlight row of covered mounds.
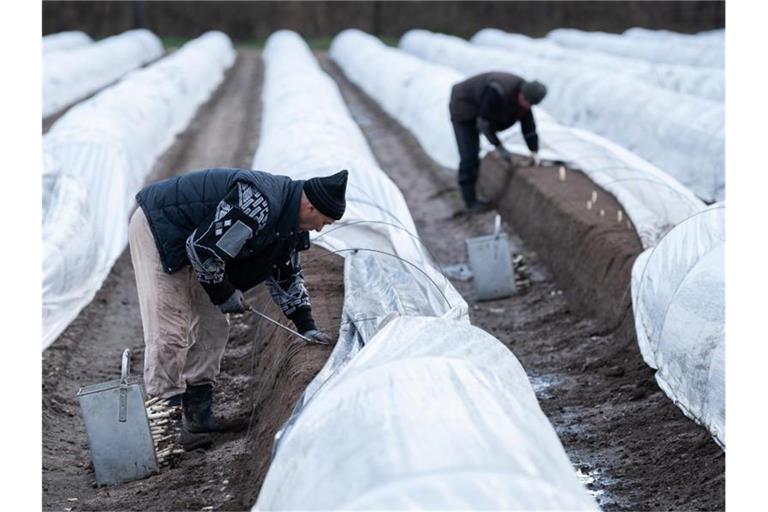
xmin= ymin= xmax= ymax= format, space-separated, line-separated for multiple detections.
xmin=547 ymin=27 xmax=724 ymax=68
xmin=42 ymin=30 xmax=93 ymax=54
xmin=42 ymin=32 xmax=236 ymax=348
xmin=472 ymin=29 xmax=723 ymax=102
xmin=43 ymin=29 xmax=164 ymax=118
xmin=249 ymin=30 xmax=597 ymax=510
xmin=399 ymin=29 xmax=724 ymax=203
xmin=330 ymin=27 xmax=725 ymax=450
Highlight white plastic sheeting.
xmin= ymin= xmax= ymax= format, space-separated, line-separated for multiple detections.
xmin=631 ymin=203 xmax=725 ymax=448
xmin=623 ymin=27 xmax=725 ymax=43
xmin=547 ymin=28 xmax=724 ymax=69
xmin=42 ymin=31 xmax=93 ymax=54
xmin=399 ymin=29 xmax=724 ymax=202
xmin=471 ymin=28 xmax=724 ymax=102
xmin=331 ymin=29 xmax=464 ymax=170
xmin=333 ymin=29 xmax=703 ymax=248
xmin=42 ymin=32 xmax=236 ymax=350
xmin=43 ymin=29 xmax=163 ymax=117
xmin=252 ymin=30 xmax=596 ymax=510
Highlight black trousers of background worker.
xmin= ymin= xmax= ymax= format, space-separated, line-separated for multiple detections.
xmin=452 ymin=120 xmax=481 ymax=205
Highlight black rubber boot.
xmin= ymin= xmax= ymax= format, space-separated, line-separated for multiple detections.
xmin=167 ymin=395 xmax=212 ymax=451
xmin=182 ymin=384 xmax=220 ymax=433
xmin=460 ymin=185 xmax=491 ymax=212
xmin=182 ymin=384 xmax=249 ymax=434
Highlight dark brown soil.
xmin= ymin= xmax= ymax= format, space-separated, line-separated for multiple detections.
xmin=318 ymin=52 xmax=724 ymax=511
xmin=42 ymin=50 xmax=344 ymax=511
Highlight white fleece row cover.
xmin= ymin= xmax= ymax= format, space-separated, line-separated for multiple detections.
xmin=399 ymin=29 xmax=724 ymax=203
xmin=333 ymin=29 xmax=703 ymax=248
xmin=631 ymin=203 xmax=725 ymax=448
xmin=43 ymin=29 xmax=163 ymax=117
xmin=623 ymin=27 xmax=725 ymax=43
xmin=42 ymin=31 xmax=93 ymax=54
xmin=252 ymin=30 xmax=596 ymax=511
xmin=548 ymin=28 xmax=724 ymax=69
xmin=42 ymin=32 xmax=236 ymax=350
xmin=472 ymin=29 xmax=723 ymax=102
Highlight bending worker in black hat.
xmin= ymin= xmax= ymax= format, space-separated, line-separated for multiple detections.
xmin=129 ymin=167 xmax=348 ymax=448
xmin=449 ymin=72 xmax=547 ymax=211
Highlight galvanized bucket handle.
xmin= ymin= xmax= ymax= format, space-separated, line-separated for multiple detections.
xmin=121 ymin=348 xmax=132 ymax=384
xmin=119 ymin=349 xmax=131 ymax=422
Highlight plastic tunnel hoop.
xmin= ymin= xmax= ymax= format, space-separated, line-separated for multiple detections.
xmin=313 ymin=245 xmax=454 ymax=311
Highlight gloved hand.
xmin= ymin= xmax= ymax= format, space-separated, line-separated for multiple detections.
xmin=531 ymin=152 xmax=541 ymax=167
xmin=496 ymin=145 xmax=513 ymax=163
xmin=219 ymin=289 xmax=246 ymax=314
xmin=301 ymin=329 xmax=332 ymax=345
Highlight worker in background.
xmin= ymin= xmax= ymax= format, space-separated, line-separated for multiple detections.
xmin=130 ymin=168 xmax=348 ymax=449
xmin=449 ymin=72 xmax=547 ymax=211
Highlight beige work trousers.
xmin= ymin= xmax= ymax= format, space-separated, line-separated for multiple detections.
xmin=128 ymin=208 xmax=230 ymax=399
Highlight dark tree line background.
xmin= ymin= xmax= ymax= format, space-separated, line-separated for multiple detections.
xmin=43 ymin=1 xmax=725 ymax=41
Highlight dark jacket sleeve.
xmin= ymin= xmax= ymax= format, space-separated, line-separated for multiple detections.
xmin=476 ymin=81 xmax=504 ymax=147
xmin=521 ymin=109 xmax=539 ymax=152
xmin=266 ymin=249 xmax=316 ymax=333
xmin=185 ymin=182 xmax=270 ymax=305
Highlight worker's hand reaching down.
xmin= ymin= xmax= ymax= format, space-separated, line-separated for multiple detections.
xmin=219 ymin=289 xmax=246 ymax=314
xmin=496 ymin=145 xmax=512 ymax=163
xmin=301 ymin=329 xmax=333 ymax=345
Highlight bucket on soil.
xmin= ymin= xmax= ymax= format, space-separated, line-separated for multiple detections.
xmin=76 ymin=348 xmax=158 ymax=486
xmin=466 ymin=214 xmax=516 ymax=300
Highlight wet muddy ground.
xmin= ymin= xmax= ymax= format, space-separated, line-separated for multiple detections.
xmin=42 ymin=48 xmax=724 ymax=511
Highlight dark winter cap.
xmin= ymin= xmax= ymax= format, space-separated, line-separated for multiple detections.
xmin=303 ymin=169 xmax=349 ymax=220
xmin=521 ymin=80 xmax=547 ymax=105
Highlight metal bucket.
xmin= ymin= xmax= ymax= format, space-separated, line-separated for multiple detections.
xmin=76 ymin=349 xmax=158 ymax=486
xmin=466 ymin=214 xmax=516 ymax=301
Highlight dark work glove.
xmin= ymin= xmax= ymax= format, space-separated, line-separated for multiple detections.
xmin=301 ymin=329 xmax=332 ymax=345
xmin=219 ymin=289 xmax=246 ymax=314
xmin=496 ymin=146 xmax=512 ymax=163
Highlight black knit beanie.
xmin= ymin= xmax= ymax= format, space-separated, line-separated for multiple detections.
xmin=521 ymin=80 xmax=547 ymax=105
xmin=303 ymin=169 xmax=349 ymax=220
